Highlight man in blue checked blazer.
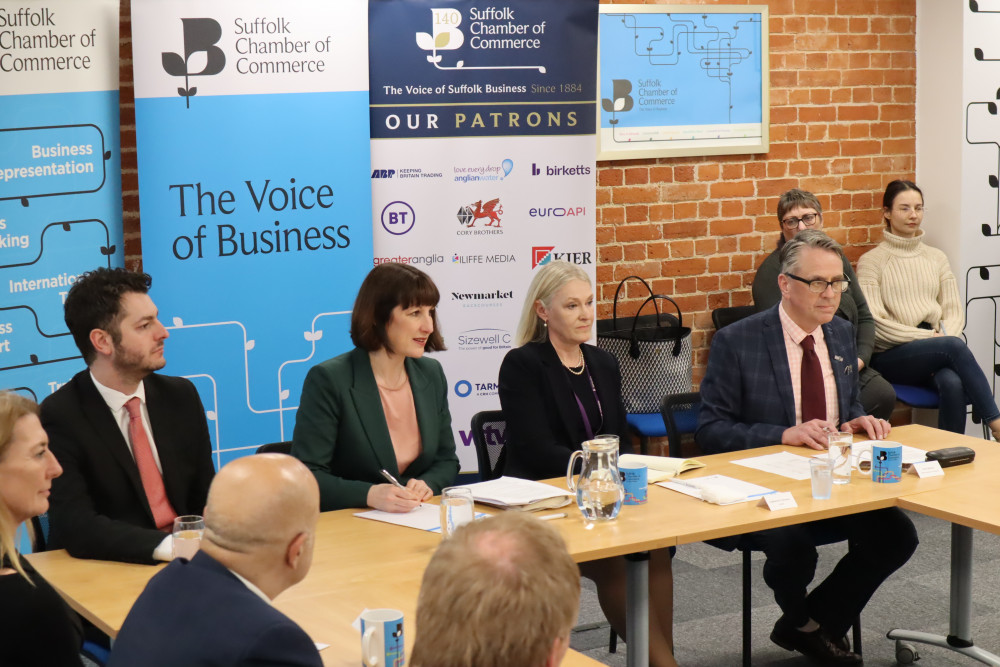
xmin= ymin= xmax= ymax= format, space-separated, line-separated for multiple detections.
xmin=697 ymin=230 xmax=917 ymax=667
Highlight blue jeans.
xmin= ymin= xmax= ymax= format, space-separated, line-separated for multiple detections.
xmin=871 ymin=336 xmax=1000 ymax=433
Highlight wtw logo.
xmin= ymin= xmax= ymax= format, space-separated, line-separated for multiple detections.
xmin=161 ymin=18 xmax=226 ymax=108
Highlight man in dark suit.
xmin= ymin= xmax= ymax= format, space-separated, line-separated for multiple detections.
xmin=41 ymin=268 xmax=215 ymax=564
xmin=697 ymin=231 xmax=918 ymax=666
xmin=108 ymin=454 xmax=322 ymax=667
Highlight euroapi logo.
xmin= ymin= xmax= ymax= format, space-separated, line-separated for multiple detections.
xmin=532 ymin=246 xmax=594 ymax=269
xmin=455 ymin=328 xmax=513 ymax=352
xmin=381 ymin=200 xmax=415 ymax=235
xmin=162 ymin=18 xmax=226 ymax=108
xmin=414 ymin=7 xmax=545 ymax=73
xmin=601 ymin=79 xmax=634 ymax=125
xmin=453 ymin=379 xmax=498 ymax=399
xmin=456 ymin=198 xmax=503 ymax=235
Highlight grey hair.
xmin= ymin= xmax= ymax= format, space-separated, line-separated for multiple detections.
xmin=515 ymin=261 xmax=590 ymax=346
xmin=778 ymin=229 xmax=844 ymax=275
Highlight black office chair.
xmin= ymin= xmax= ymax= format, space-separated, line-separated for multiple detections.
xmin=709 ymin=303 xmax=862 ymax=664
xmin=659 ymin=391 xmax=701 ymax=457
xmin=470 ymin=411 xmax=507 ymax=481
xmin=256 ymin=441 xmax=292 ymax=455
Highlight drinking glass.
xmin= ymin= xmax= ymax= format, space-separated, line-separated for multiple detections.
xmin=172 ymin=515 xmax=204 ymax=560
xmin=810 ymin=458 xmax=833 ymax=500
xmin=828 ymin=431 xmax=853 ymax=485
xmin=439 ymin=487 xmax=475 ymax=537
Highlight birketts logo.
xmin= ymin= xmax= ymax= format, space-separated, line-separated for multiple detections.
xmin=162 ymin=18 xmax=226 ymax=108
xmin=531 ymin=246 xmax=593 ymax=269
xmin=454 ymin=379 xmax=498 ymax=399
xmin=381 ymin=201 xmax=415 ymax=235
xmin=530 ymin=163 xmax=592 ymax=177
xmin=456 ymin=198 xmax=504 ymax=236
xmin=455 ymin=328 xmax=513 ymax=351
xmin=371 ymin=169 xmax=395 ymax=179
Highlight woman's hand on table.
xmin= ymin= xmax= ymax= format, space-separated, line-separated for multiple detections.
xmin=367 ymin=483 xmax=421 ymax=512
xmin=405 ymin=478 xmax=433 ymax=501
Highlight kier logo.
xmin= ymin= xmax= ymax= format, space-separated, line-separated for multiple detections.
xmin=532 ymin=246 xmax=555 ymax=268
xmin=457 ymin=198 xmax=502 ymax=227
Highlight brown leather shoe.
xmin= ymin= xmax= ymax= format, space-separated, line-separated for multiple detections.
xmin=770 ymin=618 xmax=862 ymax=665
xmin=823 ymin=630 xmax=851 ymax=654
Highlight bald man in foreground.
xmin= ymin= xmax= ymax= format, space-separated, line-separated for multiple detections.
xmin=411 ymin=512 xmax=581 ymax=667
xmin=107 ymin=454 xmax=322 ymax=667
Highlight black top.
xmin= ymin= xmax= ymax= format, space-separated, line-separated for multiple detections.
xmin=498 ymin=341 xmax=631 ymax=480
xmin=0 ymin=553 xmax=83 ymax=666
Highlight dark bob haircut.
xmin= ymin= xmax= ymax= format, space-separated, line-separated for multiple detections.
xmin=350 ymin=263 xmax=445 ymax=353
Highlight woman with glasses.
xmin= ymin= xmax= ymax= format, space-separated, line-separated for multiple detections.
xmin=857 ymin=180 xmax=1000 ymax=438
xmin=753 ymin=188 xmax=896 ymax=419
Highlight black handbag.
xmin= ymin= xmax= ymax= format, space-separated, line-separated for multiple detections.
xmin=596 ymin=276 xmax=693 ymax=413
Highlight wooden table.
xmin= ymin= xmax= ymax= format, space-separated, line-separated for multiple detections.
xmin=890 ymin=434 xmax=1000 ymax=666
xmin=26 ymin=424 xmax=998 ymax=667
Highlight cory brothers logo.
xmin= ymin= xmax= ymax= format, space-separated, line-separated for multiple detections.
xmin=457 ymin=198 xmax=502 ymax=228
xmin=532 ymin=246 xmax=593 ymax=269
xmin=414 ymin=7 xmax=545 ymax=73
xmin=162 ymin=18 xmax=226 ymax=108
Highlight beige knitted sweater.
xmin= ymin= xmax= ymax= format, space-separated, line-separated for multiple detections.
xmin=856 ymin=229 xmax=964 ymax=352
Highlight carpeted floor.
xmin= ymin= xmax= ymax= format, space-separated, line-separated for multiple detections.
xmin=572 ymin=510 xmax=1000 ymax=666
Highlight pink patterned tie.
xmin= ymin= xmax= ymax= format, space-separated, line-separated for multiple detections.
xmin=125 ymin=397 xmax=177 ymax=530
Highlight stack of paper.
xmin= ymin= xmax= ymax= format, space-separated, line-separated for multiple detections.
xmin=620 ymin=453 xmax=706 ymax=483
xmin=458 ymin=476 xmax=573 ymax=511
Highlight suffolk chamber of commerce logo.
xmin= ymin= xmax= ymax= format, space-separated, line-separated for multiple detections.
xmin=532 ymin=246 xmax=594 ymax=269
xmin=456 ymin=198 xmax=503 ymax=235
xmin=601 ymin=79 xmax=634 ymax=125
xmin=414 ymin=7 xmax=545 ymax=73
xmin=162 ymin=18 xmax=226 ymax=108
xmin=381 ymin=201 xmax=415 ymax=235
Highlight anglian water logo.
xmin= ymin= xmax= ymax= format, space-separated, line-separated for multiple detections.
xmin=161 ymin=18 xmax=226 ymax=108
xmin=414 ymin=7 xmax=545 ymax=73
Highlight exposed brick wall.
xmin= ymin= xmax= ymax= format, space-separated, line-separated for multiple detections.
xmin=117 ymin=0 xmax=918 ymax=386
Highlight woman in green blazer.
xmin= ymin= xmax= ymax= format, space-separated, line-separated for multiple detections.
xmin=292 ymin=264 xmax=459 ymax=512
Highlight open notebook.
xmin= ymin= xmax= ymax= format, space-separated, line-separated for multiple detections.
xmin=458 ymin=476 xmax=574 ymax=511
xmin=619 ymin=453 xmax=706 ymax=483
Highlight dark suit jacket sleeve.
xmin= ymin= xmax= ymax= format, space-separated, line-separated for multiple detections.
xmin=696 ymin=325 xmax=788 ymax=453
xmin=242 ymin=622 xmax=324 ymax=667
xmin=416 ymin=359 xmax=461 ymax=494
xmin=291 ymin=361 xmax=374 ymax=510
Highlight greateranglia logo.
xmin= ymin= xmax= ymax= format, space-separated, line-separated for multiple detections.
xmin=531 ymin=245 xmax=593 ymax=269
xmin=162 ymin=18 xmax=226 ymax=108
xmin=373 ymin=254 xmax=445 ymax=267
xmin=380 ymin=201 xmax=415 ymax=235
xmin=456 ymin=328 xmax=513 ymax=352
xmin=530 ymin=163 xmax=592 ymax=177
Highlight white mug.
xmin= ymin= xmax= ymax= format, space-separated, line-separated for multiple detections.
xmin=361 ymin=608 xmax=405 ymax=667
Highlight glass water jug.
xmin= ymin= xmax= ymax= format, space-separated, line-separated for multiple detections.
xmin=565 ymin=435 xmax=624 ymax=523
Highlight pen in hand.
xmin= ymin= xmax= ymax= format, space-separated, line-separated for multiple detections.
xmin=380 ymin=468 xmax=407 ymax=490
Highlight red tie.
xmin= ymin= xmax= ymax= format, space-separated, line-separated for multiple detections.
xmin=125 ymin=397 xmax=177 ymax=530
xmin=800 ymin=335 xmax=827 ymax=422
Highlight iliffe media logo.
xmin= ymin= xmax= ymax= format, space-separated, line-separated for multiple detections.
xmin=162 ymin=18 xmax=226 ymax=108
xmin=601 ymin=79 xmax=634 ymax=125
xmin=381 ymin=201 xmax=415 ymax=235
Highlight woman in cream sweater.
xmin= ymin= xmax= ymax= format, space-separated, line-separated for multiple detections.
xmin=857 ymin=180 xmax=1000 ymax=438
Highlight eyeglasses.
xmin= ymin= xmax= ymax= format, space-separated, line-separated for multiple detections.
xmin=785 ymin=273 xmax=851 ymax=294
xmin=893 ymin=205 xmax=925 ymax=214
xmin=781 ymin=212 xmax=820 ymax=229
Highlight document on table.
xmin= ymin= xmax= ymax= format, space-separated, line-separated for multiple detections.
xmin=354 ymin=503 xmax=486 ymax=533
xmin=657 ymin=474 xmax=775 ymax=505
xmin=852 ymin=441 xmax=928 ymax=465
xmin=732 ymin=451 xmax=814 ymax=480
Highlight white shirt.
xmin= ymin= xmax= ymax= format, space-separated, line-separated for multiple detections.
xmin=90 ymin=371 xmax=173 ymax=561
xmin=230 ymin=568 xmax=272 ymax=604
xmin=777 ymin=303 xmax=840 ymax=426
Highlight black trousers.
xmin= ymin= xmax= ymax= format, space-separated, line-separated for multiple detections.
xmin=740 ymin=507 xmax=918 ymax=637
